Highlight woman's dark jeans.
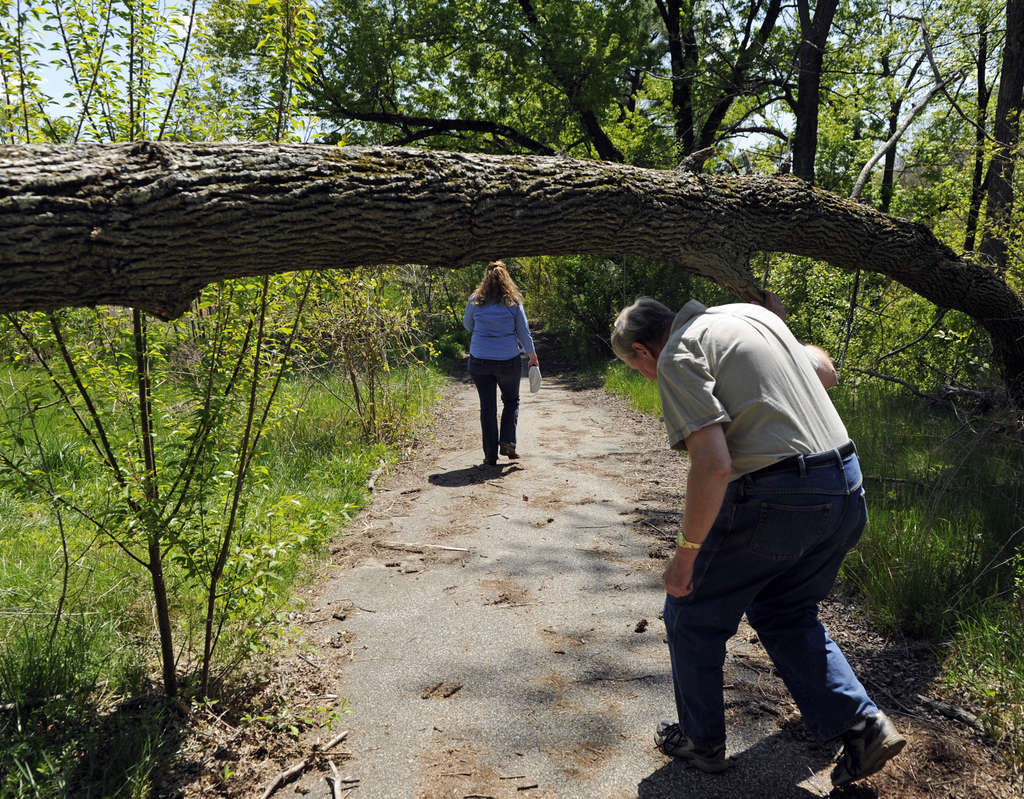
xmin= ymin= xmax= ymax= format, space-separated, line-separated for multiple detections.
xmin=469 ymin=355 xmax=521 ymax=463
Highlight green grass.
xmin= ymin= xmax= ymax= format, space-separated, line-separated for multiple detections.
xmin=0 ymin=362 xmax=446 ymax=796
xmin=603 ymin=360 xmax=662 ymax=414
xmin=834 ymin=385 xmax=1024 ymax=639
xmin=0 ymin=618 xmax=164 ymax=799
xmin=945 ymin=593 xmax=1024 ymax=767
xmin=604 ymin=364 xmax=1024 ymax=771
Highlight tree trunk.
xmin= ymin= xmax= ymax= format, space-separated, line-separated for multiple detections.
xmin=880 ymin=103 xmax=899 ymax=213
xmin=879 ymin=55 xmax=900 ymax=214
xmin=980 ymin=0 xmax=1024 ymax=269
xmin=656 ymin=0 xmax=697 ymax=155
xmin=791 ymin=0 xmax=839 ymax=183
xmin=2 ymin=142 xmax=1023 ymax=399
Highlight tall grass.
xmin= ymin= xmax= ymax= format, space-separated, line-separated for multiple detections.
xmin=603 ymin=360 xmax=662 ymax=414
xmin=834 ymin=385 xmax=1024 ymax=637
xmin=0 ymin=363 xmax=445 ymax=796
xmin=945 ymin=591 xmax=1024 ymax=766
xmin=603 ymin=364 xmax=1024 ymax=770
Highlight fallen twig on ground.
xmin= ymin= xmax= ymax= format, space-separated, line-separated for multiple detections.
xmin=380 ymin=542 xmax=470 ymax=553
xmin=297 ymin=652 xmax=319 ymax=669
xmin=337 ymin=599 xmax=376 ymax=612
xmin=260 ymin=759 xmax=308 ymax=799
xmin=261 ymin=730 xmax=349 ymax=798
xmin=324 ymin=730 xmax=350 ymax=750
xmin=367 ymin=461 xmax=387 ymax=491
xmin=326 ymin=760 xmax=342 ymax=799
xmin=916 ymin=694 xmax=982 ymax=730
xmin=639 ymin=519 xmax=674 ymax=540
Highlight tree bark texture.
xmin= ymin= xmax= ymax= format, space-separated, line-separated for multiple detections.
xmin=2 ymin=142 xmax=1023 ymax=395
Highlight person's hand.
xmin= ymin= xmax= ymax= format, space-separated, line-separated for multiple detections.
xmin=528 ymin=352 xmax=540 ymax=368
xmin=663 ymin=548 xmax=699 ymax=597
xmin=804 ymin=343 xmax=838 ymax=389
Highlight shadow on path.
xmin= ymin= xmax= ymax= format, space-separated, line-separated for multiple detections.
xmin=427 ymin=462 xmax=524 ymax=486
xmin=638 ymin=728 xmax=840 ymax=798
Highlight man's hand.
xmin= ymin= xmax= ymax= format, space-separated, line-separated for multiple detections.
xmin=666 ymin=424 xmax=731 ymax=598
xmin=663 ymin=548 xmax=699 ymax=597
xmin=803 ymin=343 xmax=838 ymax=388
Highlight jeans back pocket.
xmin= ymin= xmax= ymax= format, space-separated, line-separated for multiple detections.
xmin=750 ymin=501 xmax=833 ymax=560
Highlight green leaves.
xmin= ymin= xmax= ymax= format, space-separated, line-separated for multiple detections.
xmin=201 ymin=0 xmax=322 ymax=141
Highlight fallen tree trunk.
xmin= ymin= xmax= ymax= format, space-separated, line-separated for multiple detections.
xmin=1 ymin=142 xmax=1023 ymax=398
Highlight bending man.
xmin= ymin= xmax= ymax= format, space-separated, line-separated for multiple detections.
xmin=611 ymin=296 xmax=904 ymax=788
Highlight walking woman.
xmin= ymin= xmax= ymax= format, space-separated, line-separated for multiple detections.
xmin=463 ymin=261 xmax=540 ymax=466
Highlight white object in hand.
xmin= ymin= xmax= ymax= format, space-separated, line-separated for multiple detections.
xmin=528 ymin=365 xmax=542 ymax=393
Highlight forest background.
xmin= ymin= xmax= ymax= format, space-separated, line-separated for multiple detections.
xmin=1 ymin=0 xmax=1023 ymax=796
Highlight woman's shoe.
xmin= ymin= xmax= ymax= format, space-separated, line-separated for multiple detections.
xmin=499 ymin=443 xmax=519 ymax=459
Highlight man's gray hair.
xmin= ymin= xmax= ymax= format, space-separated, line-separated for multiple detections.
xmin=611 ymin=297 xmax=676 ymax=362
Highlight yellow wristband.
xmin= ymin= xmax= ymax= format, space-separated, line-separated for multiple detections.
xmin=676 ymin=534 xmax=702 ymax=550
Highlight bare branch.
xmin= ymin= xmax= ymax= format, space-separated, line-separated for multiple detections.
xmin=850 ymin=68 xmax=964 ymax=200
xmin=314 ymin=98 xmax=555 ymax=155
xmin=877 ymin=307 xmax=949 ymax=364
xmin=920 ymin=19 xmax=994 ymax=143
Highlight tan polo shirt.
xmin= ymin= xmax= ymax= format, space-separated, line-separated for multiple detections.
xmin=657 ymin=300 xmax=849 ymax=479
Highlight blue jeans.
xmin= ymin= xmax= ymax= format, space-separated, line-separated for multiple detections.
xmin=663 ymin=447 xmax=877 ymax=748
xmin=469 ymin=355 xmax=521 ymax=462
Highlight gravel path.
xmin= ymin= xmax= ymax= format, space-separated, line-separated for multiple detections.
xmin=283 ymin=379 xmax=840 ymax=798
xmin=241 ymin=377 xmax=1017 ymax=799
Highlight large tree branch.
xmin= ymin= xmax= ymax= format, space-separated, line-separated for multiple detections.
xmin=1 ymin=142 xmax=1023 ymax=396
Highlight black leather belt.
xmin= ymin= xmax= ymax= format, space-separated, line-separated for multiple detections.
xmin=748 ymin=440 xmax=856 ymax=478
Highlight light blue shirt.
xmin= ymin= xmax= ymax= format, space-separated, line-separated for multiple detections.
xmin=463 ymin=298 xmax=536 ymax=360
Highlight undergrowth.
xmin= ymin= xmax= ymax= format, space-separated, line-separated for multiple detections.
xmin=0 ymin=364 xmax=445 ymax=797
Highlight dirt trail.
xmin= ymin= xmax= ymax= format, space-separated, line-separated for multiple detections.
xmin=235 ymin=377 xmax=1016 ymax=799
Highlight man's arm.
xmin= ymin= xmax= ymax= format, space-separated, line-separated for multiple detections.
xmin=663 ymin=423 xmax=732 ymax=597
